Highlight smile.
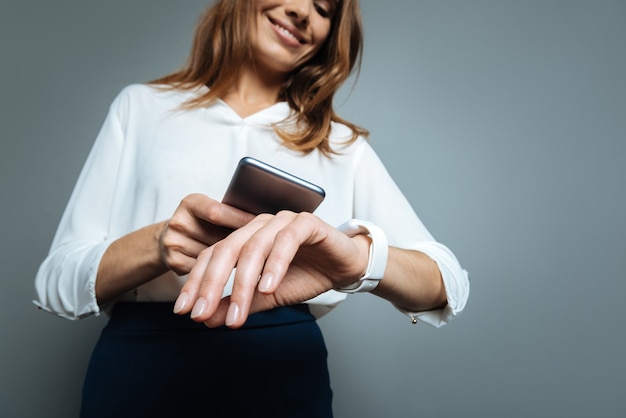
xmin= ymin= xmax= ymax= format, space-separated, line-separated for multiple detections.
xmin=269 ymin=18 xmax=305 ymax=44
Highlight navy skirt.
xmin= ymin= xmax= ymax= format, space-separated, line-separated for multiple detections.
xmin=80 ymin=303 xmax=333 ymax=418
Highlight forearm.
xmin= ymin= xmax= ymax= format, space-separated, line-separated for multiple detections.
xmin=95 ymin=221 xmax=169 ymax=306
xmin=372 ymin=247 xmax=447 ymax=313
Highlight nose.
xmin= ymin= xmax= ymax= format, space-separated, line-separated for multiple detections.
xmin=285 ymin=0 xmax=311 ymax=27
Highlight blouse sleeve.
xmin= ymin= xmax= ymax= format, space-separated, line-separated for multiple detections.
xmin=33 ymin=92 xmax=128 ymax=320
xmin=352 ymin=142 xmax=470 ymax=327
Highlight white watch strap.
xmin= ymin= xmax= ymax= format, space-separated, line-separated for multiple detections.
xmin=335 ymin=219 xmax=388 ymax=293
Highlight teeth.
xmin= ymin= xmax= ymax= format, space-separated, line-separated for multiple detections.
xmin=275 ymin=24 xmax=299 ymax=41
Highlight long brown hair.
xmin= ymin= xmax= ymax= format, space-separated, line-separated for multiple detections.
xmin=151 ymin=0 xmax=369 ymax=155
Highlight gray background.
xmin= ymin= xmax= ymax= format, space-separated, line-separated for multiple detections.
xmin=1 ymin=0 xmax=625 ymax=417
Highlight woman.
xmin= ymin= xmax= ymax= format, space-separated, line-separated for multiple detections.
xmin=35 ymin=0 xmax=469 ymax=416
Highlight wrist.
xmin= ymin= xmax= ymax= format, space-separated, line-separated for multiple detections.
xmin=352 ymin=234 xmax=372 ymax=280
xmin=156 ymin=221 xmax=173 ymax=272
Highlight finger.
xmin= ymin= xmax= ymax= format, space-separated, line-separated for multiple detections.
xmin=167 ymin=206 xmax=232 ymax=249
xmin=226 ymin=213 xmax=298 ymax=328
xmin=203 ymin=297 xmax=230 ymax=328
xmin=173 ymin=246 xmax=215 ymax=315
xmin=188 ymin=216 xmax=270 ymax=322
xmin=204 ymin=293 xmax=278 ymax=329
xmin=258 ymin=212 xmax=324 ymax=294
xmin=187 ymin=246 xmax=235 ymax=322
xmin=184 ymin=194 xmax=254 ymax=230
xmin=160 ymin=227 xmax=211 ymax=275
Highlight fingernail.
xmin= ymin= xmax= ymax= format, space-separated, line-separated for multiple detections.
xmin=225 ymin=302 xmax=240 ymax=327
xmin=191 ymin=297 xmax=207 ymax=319
xmin=258 ymin=273 xmax=275 ymax=293
xmin=173 ymin=292 xmax=190 ymax=314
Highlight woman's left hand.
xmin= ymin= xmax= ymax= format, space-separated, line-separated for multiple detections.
xmin=173 ymin=210 xmax=371 ymax=328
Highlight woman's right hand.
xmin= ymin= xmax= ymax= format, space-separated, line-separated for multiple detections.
xmin=159 ymin=194 xmax=256 ymax=276
xmin=96 ymin=194 xmax=254 ymax=306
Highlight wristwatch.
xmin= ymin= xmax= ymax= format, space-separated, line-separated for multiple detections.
xmin=335 ymin=219 xmax=388 ymax=293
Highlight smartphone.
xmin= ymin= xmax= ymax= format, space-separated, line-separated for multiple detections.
xmin=222 ymin=157 xmax=326 ymax=215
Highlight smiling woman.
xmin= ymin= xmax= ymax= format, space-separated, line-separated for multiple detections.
xmin=33 ymin=0 xmax=469 ymax=416
xmin=155 ymin=0 xmax=365 ymax=154
xmin=251 ymin=0 xmax=333 ymax=74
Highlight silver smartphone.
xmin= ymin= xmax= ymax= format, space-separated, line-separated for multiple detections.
xmin=222 ymin=157 xmax=326 ymax=215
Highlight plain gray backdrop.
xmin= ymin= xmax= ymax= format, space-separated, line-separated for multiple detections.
xmin=1 ymin=1 xmax=625 ymax=417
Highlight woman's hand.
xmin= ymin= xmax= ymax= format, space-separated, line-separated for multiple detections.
xmin=173 ymin=210 xmax=371 ymax=328
xmin=96 ymin=194 xmax=255 ymax=306
xmin=159 ymin=193 xmax=256 ymax=275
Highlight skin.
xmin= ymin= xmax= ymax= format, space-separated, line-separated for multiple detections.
xmin=95 ymin=0 xmax=448 ymax=329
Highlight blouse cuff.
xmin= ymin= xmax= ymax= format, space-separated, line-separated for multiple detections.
xmin=33 ymin=240 xmax=113 ymax=320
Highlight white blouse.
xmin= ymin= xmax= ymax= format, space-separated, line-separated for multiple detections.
xmin=34 ymin=84 xmax=469 ymax=327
